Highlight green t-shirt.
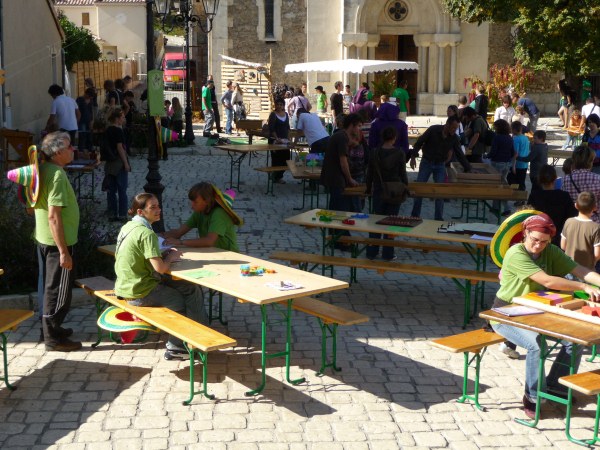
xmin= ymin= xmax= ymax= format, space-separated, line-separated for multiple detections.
xmin=114 ymin=221 xmax=162 ymax=299
xmin=392 ymin=87 xmax=409 ymax=113
xmin=185 ymin=206 xmax=239 ymax=252
xmin=496 ymin=243 xmax=577 ymax=303
xmin=34 ymin=163 xmax=80 ymax=246
xmin=316 ymin=93 xmax=326 ymax=111
xmin=202 ymin=86 xmax=212 ymax=111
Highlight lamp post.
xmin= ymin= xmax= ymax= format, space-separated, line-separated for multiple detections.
xmin=156 ymin=0 xmax=220 ymax=145
xmin=145 ymin=0 xmax=165 ymax=231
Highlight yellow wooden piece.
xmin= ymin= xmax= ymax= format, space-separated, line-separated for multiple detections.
xmin=254 ymin=166 xmax=288 ymax=173
xmin=0 ymin=310 xmax=34 ymax=333
xmin=94 ymin=290 xmax=236 ymax=353
xmin=333 ymin=235 xmax=469 ymax=254
xmin=560 ymin=370 xmax=600 ymax=396
xmin=270 ymin=251 xmax=499 ymax=284
xmin=281 ymin=297 xmax=369 ymax=326
xmin=430 ymin=329 xmax=505 ymax=354
xmin=75 ymin=276 xmax=115 ymax=295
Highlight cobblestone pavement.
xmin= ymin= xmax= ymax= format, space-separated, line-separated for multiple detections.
xmin=1 ymin=117 xmax=592 ymax=449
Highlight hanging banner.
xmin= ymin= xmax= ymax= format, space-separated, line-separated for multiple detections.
xmin=148 ymin=70 xmax=165 ymax=117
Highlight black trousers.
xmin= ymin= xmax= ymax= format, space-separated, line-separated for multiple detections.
xmin=39 ymin=244 xmax=75 ymax=344
xmin=211 ymin=103 xmax=221 ymax=132
xmin=271 ymin=149 xmax=291 ymax=181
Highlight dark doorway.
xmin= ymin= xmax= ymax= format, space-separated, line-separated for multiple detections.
xmin=375 ymin=35 xmax=418 ymax=113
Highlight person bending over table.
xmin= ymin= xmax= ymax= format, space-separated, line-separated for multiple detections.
xmin=491 ymin=213 xmax=600 ymax=419
xmin=114 ymin=193 xmax=207 ymax=360
xmin=163 ymin=182 xmax=243 ymax=252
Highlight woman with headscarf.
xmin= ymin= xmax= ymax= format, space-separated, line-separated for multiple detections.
xmin=490 ymin=213 xmax=600 ymax=419
xmin=368 ymin=102 xmax=409 ymax=157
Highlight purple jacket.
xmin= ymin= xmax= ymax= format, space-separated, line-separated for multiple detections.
xmin=368 ymin=102 xmax=409 ymax=155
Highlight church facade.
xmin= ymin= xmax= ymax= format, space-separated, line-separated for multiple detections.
xmin=207 ymin=0 xmax=515 ymax=115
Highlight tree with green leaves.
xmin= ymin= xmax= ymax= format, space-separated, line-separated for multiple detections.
xmin=58 ymin=12 xmax=102 ymax=70
xmin=441 ymin=0 xmax=600 ymax=76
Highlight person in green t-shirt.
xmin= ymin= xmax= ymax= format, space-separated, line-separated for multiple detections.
xmin=314 ymin=85 xmax=328 ymax=114
xmin=491 ymin=214 xmax=600 ymax=419
xmin=114 ymin=192 xmax=207 ymax=359
xmin=391 ymin=80 xmax=410 ymax=121
xmin=163 ymin=182 xmax=243 ymax=252
xmin=36 ymin=131 xmax=82 ymax=352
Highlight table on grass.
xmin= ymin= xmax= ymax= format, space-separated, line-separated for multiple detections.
xmin=98 ymin=245 xmax=348 ymax=396
xmin=479 ymin=309 xmax=600 ymax=428
xmin=214 ymin=143 xmax=291 ymax=191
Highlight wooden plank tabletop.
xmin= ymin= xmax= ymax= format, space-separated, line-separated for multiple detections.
xmin=214 ymin=144 xmax=291 ymax=153
xmin=479 ymin=309 xmax=600 ymax=346
xmin=286 ymin=160 xmax=321 ymax=180
xmin=97 ymin=245 xmax=348 ymax=305
xmin=284 ymin=209 xmax=492 ymax=246
xmin=0 ymin=310 xmax=34 ymax=333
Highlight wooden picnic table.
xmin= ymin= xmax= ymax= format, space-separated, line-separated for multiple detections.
xmin=480 ymin=309 xmax=600 ymax=427
xmin=97 ymin=245 xmax=348 ymax=395
xmin=286 ymin=160 xmax=322 ymax=210
xmin=547 ymin=147 xmax=573 ymax=166
xmin=64 ymin=159 xmax=101 ymax=201
xmin=214 ymin=143 xmax=291 ymax=191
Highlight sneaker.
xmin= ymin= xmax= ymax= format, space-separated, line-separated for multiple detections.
xmin=522 ymin=395 xmax=537 ymax=419
xmin=164 ymin=348 xmax=188 ymax=360
xmin=499 ymin=342 xmax=521 ymax=359
xmin=45 ymin=338 xmax=82 ymax=352
xmin=382 ymin=255 xmax=397 ymax=262
xmin=546 ymin=385 xmax=577 ymax=404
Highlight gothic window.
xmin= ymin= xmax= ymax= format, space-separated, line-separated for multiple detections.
xmin=265 ymin=0 xmax=274 ymax=39
xmin=82 ymin=12 xmax=90 ymax=26
xmin=386 ymin=0 xmax=409 ymax=22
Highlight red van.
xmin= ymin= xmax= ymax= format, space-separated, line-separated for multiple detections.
xmin=163 ymin=52 xmax=186 ymax=90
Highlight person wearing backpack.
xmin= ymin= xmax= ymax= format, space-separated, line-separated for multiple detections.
xmin=365 ymin=126 xmax=408 ymax=261
xmin=507 ymin=121 xmax=530 ymax=196
xmin=462 ymin=107 xmax=488 ymax=163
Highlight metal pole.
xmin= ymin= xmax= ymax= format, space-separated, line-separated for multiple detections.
xmin=144 ymin=0 xmax=165 ymax=232
xmin=183 ymin=3 xmax=195 ymax=144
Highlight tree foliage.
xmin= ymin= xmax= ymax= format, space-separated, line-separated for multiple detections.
xmin=441 ymin=0 xmax=600 ymax=76
xmin=58 ymin=12 xmax=102 ymax=70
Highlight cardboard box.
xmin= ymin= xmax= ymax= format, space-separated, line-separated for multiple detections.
xmin=448 ymin=162 xmax=502 ymax=184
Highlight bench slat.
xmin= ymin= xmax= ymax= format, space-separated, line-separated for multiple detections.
xmin=254 ymin=166 xmax=288 ymax=173
xmin=75 ymin=276 xmax=115 ymax=293
xmin=431 ymin=329 xmax=505 ymax=354
xmin=333 ymin=236 xmax=469 ymax=254
xmin=283 ymin=297 xmax=369 ymax=326
xmin=0 ymin=310 xmax=34 ymax=334
xmin=94 ymin=290 xmax=236 ymax=353
xmin=271 ymin=251 xmax=498 ymax=283
xmin=559 ymin=369 xmax=600 ymax=396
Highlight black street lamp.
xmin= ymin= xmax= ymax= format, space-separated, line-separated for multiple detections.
xmin=155 ymin=0 xmax=220 ymax=145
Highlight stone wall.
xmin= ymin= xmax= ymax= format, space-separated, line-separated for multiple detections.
xmin=228 ymin=0 xmax=307 ymax=88
xmin=487 ymin=23 xmax=514 ymax=66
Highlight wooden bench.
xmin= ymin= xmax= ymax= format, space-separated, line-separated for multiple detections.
xmin=280 ymin=297 xmax=369 ymax=375
xmin=330 ymin=235 xmax=469 ymax=256
xmin=559 ymin=369 xmax=600 ymax=446
xmin=0 ymin=309 xmax=34 ymax=390
xmin=431 ymin=329 xmax=505 ymax=411
xmin=76 ymin=277 xmax=236 ymax=404
xmin=254 ymin=165 xmax=288 ymax=195
xmin=270 ymin=251 xmax=499 ymax=328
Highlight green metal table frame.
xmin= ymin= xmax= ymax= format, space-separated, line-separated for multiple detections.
xmin=1 ymin=333 xmax=16 ymax=390
xmin=456 ymin=347 xmax=491 ymax=411
xmin=514 ymin=335 xmax=578 ymax=428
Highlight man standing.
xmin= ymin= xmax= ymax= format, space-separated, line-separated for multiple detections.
xmin=320 ymin=113 xmax=362 ymax=213
xmin=207 ymin=75 xmax=222 ymax=133
xmin=296 ymin=108 xmax=330 ymax=154
xmin=220 ymin=80 xmax=234 ymax=135
xmin=330 ymin=81 xmax=344 ymax=128
xmin=410 ymin=116 xmax=471 ymax=221
xmin=391 ymin=80 xmax=410 ymax=121
xmin=473 ymin=85 xmax=489 ymax=119
xmin=512 ymin=92 xmax=540 ymax=132
xmin=462 ymin=106 xmax=488 ymax=163
xmin=46 ymin=85 xmax=80 ymax=143
xmin=202 ymin=80 xmax=214 ymax=137
xmin=36 ymin=132 xmax=82 ymax=351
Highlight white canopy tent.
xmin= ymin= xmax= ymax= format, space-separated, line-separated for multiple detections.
xmin=284 ymin=59 xmax=418 ymax=74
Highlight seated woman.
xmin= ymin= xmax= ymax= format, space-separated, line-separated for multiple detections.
xmin=491 ymin=214 xmax=600 ymax=419
xmin=114 ymin=193 xmax=206 ymax=359
xmin=163 ymin=182 xmax=243 ymax=252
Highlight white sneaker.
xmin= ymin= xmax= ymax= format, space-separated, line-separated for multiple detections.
xmin=499 ymin=342 xmax=521 ymax=359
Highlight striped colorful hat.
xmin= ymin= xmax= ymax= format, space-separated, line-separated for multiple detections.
xmin=160 ymin=126 xmax=179 ymax=143
xmin=6 ymin=145 xmax=40 ymax=206
xmin=490 ymin=209 xmax=542 ymax=268
xmin=213 ymin=185 xmax=243 ymax=226
xmin=97 ymin=306 xmax=159 ymax=344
